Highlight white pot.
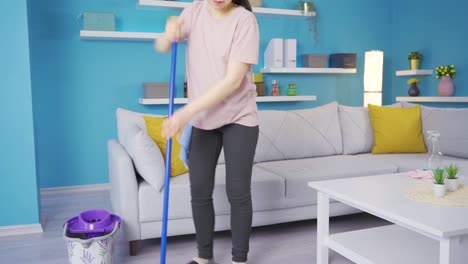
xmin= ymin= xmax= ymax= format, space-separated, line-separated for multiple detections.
xmin=433 ymin=183 xmax=446 ymax=197
xmin=446 ymin=178 xmax=459 ymax=192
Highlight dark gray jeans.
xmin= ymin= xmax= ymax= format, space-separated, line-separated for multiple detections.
xmin=188 ymin=124 xmax=259 ymax=263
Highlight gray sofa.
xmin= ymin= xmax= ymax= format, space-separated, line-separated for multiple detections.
xmin=108 ymin=101 xmax=468 ymax=255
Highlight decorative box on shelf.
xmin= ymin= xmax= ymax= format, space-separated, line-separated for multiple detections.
xmin=302 ymin=54 xmax=328 ymax=68
xmin=143 ymin=82 xmax=169 ymax=99
xmin=82 ymin=12 xmax=116 ymax=31
xmin=329 ymin=53 xmax=357 ymax=69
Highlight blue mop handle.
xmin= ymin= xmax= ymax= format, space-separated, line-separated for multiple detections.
xmin=160 ymin=40 xmax=177 ymax=264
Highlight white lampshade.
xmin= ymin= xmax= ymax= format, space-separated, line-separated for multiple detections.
xmin=363 ymin=50 xmax=384 ymax=106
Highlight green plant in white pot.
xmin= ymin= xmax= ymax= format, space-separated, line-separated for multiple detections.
xmin=432 ymin=168 xmax=446 ymax=197
xmin=445 ymin=164 xmax=459 ymax=191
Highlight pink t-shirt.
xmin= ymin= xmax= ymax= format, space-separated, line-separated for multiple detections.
xmin=178 ymin=1 xmax=260 ymax=130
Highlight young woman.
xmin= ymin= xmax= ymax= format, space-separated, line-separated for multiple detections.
xmin=155 ymin=1 xmax=259 ymax=264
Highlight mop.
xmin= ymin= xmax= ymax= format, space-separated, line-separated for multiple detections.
xmin=160 ymin=16 xmax=179 ymax=264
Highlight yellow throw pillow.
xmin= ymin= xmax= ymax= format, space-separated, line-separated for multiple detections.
xmin=143 ymin=116 xmax=188 ymax=177
xmin=368 ymin=104 xmax=427 ymax=154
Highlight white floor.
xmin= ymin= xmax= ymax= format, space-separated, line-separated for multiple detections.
xmin=0 ymin=188 xmax=390 ymax=264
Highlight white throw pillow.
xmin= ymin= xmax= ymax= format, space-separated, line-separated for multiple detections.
xmin=122 ymin=124 xmax=165 ymax=192
xmin=339 ymin=105 xmax=373 ymax=154
xmin=116 ymin=108 xmax=162 ymax=144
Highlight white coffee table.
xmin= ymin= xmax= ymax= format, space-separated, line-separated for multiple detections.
xmin=308 ymin=173 xmax=468 ymax=264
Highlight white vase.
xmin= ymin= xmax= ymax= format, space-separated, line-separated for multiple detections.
xmin=433 ymin=183 xmax=446 ymax=197
xmin=446 ymin=178 xmax=459 ymax=192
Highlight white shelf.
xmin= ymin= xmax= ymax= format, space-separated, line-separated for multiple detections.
xmin=138 ymin=0 xmax=190 ymax=9
xmin=328 ymin=225 xmax=438 ymax=264
xmin=252 ymin=7 xmax=315 ymax=17
xmin=255 ymin=95 xmax=316 ymax=102
xmin=395 ymin=69 xmax=433 ymax=76
xmin=80 ymin=30 xmax=161 ymax=41
xmin=138 ymin=0 xmax=315 ymax=17
xmin=139 ymin=98 xmax=188 ymax=105
xmin=139 ymin=95 xmax=316 ymax=105
xmin=261 ymin=68 xmax=357 ymax=74
xmin=396 ymin=96 xmax=468 ymax=103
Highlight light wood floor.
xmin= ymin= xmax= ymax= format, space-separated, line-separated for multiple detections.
xmin=0 ymin=188 xmax=389 ymax=263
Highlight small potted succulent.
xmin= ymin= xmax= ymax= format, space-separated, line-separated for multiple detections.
xmin=445 ymin=164 xmax=459 ymax=191
xmin=408 ymin=51 xmax=424 ymax=70
xmin=432 ymin=168 xmax=446 ymax=197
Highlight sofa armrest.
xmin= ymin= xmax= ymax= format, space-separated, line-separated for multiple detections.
xmin=108 ymin=139 xmax=141 ymax=241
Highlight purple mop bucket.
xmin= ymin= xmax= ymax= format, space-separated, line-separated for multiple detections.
xmin=63 ymin=210 xmax=121 ymax=264
xmin=65 ymin=209 xmax=121 ymax=239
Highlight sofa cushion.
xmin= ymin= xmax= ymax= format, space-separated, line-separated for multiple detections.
xmin=401 ymin=102 xmax=468 ymax=159
xmin=116 ymin=108 xmax=162 ymax=143
xmin=356 ymin=153 xmax=430 ymax=172
xmin=368 ymin=104 xmax=427 ymax=154
xmin=356 ymin=153 xmax=468 ymax=173
xmin=338 ymin=105 xmax=374 ymax=154
xmin=339 ymin=103 xmax=403 ymax=155
xmin=123 ymin=124 xmax=165 ymax=192
xmin=138 ymin=165 xmax=286 ymax=222
xmin=254 ymin=102 xmax=343 ymax=163
xmin=143 ymin=116 xmax=188 ymax=177
xmin=255 ymin=155 xmax=398 ymax=207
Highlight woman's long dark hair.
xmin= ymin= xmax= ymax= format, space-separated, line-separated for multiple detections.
xmin=233 ymin=0 xmax=253 ymax=12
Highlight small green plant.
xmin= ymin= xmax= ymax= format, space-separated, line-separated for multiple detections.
xmin=432 ymin=168 xmax=445 ymax=185
xmin=408 ymin=51 xmax=424 ymax=60
xmin=436 ymin=64 xmax=456 ymax=79
xmin=407 ymin=78 xmax=420 ymax=85
xmin=445 ymin=164 xmax=459 ymax=179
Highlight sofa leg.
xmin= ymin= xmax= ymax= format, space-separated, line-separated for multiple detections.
xmin=129 ymin=240 xmax=138 ymax=256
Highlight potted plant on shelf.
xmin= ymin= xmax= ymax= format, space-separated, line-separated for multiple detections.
xmin=445 ymin=164 xmax=459 ymax=191
xmin=407 ymin=78 xmax=420 ymax=96
xmin=296 ymin=0 xmax=318 ymax=47
xmin=432 ymin=168 xmax=446 ymax=197
xmin=436 ymin=64 xmax=456 ymax=96
xmin=408 ymin=51 xmax=424 ymax=70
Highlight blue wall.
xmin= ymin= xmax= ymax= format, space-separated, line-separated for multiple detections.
xmin=4 ymin=0 xmax=467 ymax=228
xmin=28 ymin=0 xmax=172 ymax=188
xmin=259 ymin=0 xmax=392 ymax=107
xmin=28 ymin=0 xmax=391 ymax=188
xmin=0 ymin=0 xmax=40 ymax=226
xmin=386 ymin=0 xmax=468 ymax=104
